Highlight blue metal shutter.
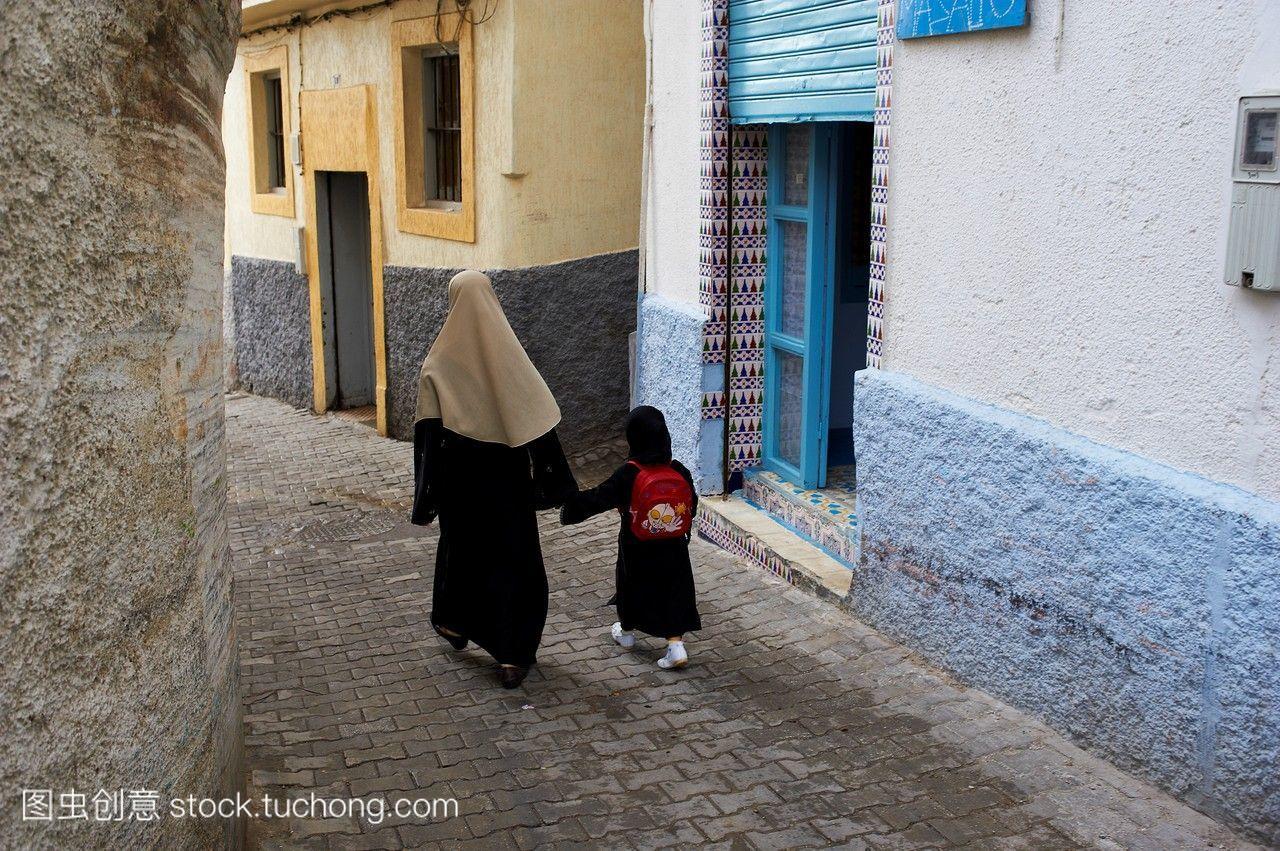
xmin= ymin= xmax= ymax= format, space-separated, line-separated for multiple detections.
xmin=727 ymin=0 xmax=879 ymax=124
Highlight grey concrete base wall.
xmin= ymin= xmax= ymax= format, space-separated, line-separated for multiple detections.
xmin=634 ymin=294 xmax=714 ymax=489
xmin=384 ymin=250 xmax=638 ymax=452
xmin=852 ymin=369 xmax=1279 ymax=843
xmin=230 ymin=256 xmax=313 ymax=410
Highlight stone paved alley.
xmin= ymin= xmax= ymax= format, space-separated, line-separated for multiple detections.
xmin=226 ymin=394 xmax=1255 ymax=851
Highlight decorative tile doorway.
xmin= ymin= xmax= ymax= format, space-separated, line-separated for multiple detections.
xmin=744 ymin=466 xmax=859 ymax=566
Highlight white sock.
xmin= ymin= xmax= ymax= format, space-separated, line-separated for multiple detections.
xmin=658 ymin=641 xmax=688 ymax=669
xmin=611 ymin=622 xmax=635 ymax=649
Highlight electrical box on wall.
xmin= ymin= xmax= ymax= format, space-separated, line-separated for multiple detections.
xmin=1225 ymin=95 xmax=1280 ymax=292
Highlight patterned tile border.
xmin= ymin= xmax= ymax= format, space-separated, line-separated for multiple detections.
xmin=699 ymin=0 xmax=895 ymax=461
xmin=743 ymin=470 xmax=859 ymax=566
xmin=696 ymin=505 xmax=794 ymax=585
xmin=698 ymin=0 xmax=729 ymax=373
xmin=727 ymin=125 xmax=768 ymax=470
xmin=867 ymin=0 xmax=894 ymax=369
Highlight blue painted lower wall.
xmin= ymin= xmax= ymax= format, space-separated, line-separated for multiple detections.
xmin=634 ymin=293 xmax=721 ymax=492
xmin=852 ymin=369 xmax=1279 ymax=843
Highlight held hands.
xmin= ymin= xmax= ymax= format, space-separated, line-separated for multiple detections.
xmin=559 ymin=500 xmax=588 ymax=526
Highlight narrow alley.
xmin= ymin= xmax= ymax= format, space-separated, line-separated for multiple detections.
xmin=225 ymin=394 xmax=1253 ymax=850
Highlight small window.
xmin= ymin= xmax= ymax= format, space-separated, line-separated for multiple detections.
xmin=264 ymin=73 xmax=287 ymax=189
xmin=422 ymin=51 xmax=463 ymax=205
xmin=391 ymin=14 xmax=474 ymax=242
xmin=243 ymin=44 xmax=293 ymax=217
xmin=1242 ymin=109 xmax=1278 ymax=171
xmin=403 ymin=45 xmax=463 ymax=210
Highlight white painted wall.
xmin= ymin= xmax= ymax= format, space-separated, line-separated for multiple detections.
xmin=885 ymin=0 xmax=1280 ymax=501
xmin=642 ymin=0 xmax=703 ymax=305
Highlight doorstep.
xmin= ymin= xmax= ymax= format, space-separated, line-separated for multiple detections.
xmin=742 ymin=467 xmax=860 ymax=566
xmin=697 ymin=494 xmax=853 ymax=602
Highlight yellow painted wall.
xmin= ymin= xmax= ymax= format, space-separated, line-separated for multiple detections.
xmin=223 ymin=32 xmax=305 ymax=265
xmin=222 ymin=0 xmax=644 ymax=272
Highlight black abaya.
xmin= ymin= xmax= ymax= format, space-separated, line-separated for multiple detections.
xmin=411 ymin=419 xmax=576 ymax=667
xmin=560 ymin=407 xmax=702 ymax=639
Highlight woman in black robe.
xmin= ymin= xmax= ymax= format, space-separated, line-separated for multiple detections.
xmin=560 ymin=407 xmax=701 ymax=663
xmin=410 ymin=271 xmax=576 ymax=689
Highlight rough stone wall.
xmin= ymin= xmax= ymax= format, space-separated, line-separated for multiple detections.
xmin=383 ymin=250 xmax=638 ymax=452
xmin=634 ymin=293 xmax=713 ymax=488
xmin=853 ymin=369 xmax=1280 ymax=844
xmin=0 ymin=2 xmax=242 ymax=848
xmin=230 ymin=256 xmax=312 ymax=410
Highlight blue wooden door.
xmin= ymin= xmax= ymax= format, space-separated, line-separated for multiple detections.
xmin=762 ymin=123 xmax=835 ymax=489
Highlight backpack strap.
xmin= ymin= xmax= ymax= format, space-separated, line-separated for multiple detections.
xmin=619 ymin=459 xmax=641 ymax=516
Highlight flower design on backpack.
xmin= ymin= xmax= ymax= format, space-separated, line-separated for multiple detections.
xmin=642 ymin=502 xmax=688 ymax=534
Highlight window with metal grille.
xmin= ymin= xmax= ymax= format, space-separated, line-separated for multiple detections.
xmin=393 ymin=17 xmax=473 ymax=239
xmin=244 ymin=44 xmax=293 ymax=217
xmin=264 ymin=73 xmax=286 ymax=189
xmin=422 ymin=52 xmax=462 ymax=204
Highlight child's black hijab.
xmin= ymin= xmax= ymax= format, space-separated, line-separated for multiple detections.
xmin=626 ymin=406 xmax=672 ymax=465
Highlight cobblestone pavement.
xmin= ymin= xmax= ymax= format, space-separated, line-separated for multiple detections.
xmin=227 ymin=394 xmax=1255 ymax=851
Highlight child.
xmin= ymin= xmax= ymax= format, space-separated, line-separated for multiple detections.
xmin=560 ymin=406 xmax=702 ymax=669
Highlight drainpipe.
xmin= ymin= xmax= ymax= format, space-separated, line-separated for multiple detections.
xmin=633 ymin=0 xmax=656 ymax=407
xmin=638 ymin=0 xmax=654 ymax=297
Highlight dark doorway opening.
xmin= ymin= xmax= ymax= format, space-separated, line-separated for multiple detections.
xmin=317 ymin=171 xmax=375 ymax=418
xmin=825 ymin=122 xmax=873 ymax=474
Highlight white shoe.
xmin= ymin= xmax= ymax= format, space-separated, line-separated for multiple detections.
xmin=657 ymin=642 xmax=688 ymax=670
xmin=611 ymin=622 xmax=635 ymax=649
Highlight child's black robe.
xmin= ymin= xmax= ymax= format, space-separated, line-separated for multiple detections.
xmin=561 ymin=407 xmax=702 ymax=639
xmin=411 ymin=419 xmax=576 ymax=667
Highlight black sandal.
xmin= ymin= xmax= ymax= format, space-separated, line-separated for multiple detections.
xmin=498 ymin=665 xmax=529 ymax=689
xmin=433 ymin=624 xmax=468 ymax=651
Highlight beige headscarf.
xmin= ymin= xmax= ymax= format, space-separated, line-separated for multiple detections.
xmin=415 ymin=270 xmax=561 ymax=447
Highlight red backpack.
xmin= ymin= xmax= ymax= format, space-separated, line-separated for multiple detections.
xmin=625 ymin=460 xmax=694 ymax=541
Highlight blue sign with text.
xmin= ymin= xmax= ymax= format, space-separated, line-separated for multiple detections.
xmin=897 ymin=0 xmax=1028 ymax=39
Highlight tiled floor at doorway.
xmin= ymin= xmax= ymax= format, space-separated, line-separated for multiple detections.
xmin=331 ymin=405 xmax=376 ymax=429
xmin=744 ymin=466 xmax=860 ymax=566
